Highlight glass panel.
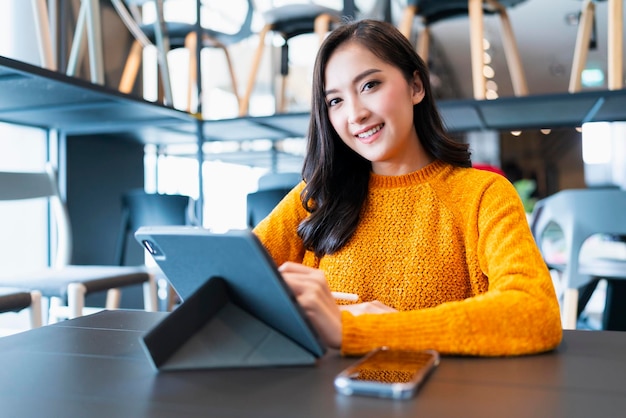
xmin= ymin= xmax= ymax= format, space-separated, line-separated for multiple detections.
xmin=0 ymin=123 xmax=48 ymax=274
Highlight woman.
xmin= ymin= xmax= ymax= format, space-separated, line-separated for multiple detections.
xmin=253 ymin=19 xmax=562 ymax=356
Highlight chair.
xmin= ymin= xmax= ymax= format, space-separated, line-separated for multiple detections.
xmin=0 ymin=289 xmax=42 ymax=329
xmin=247 ymin=187 xmax=293 ymax=228
xmin=238 ymin=2 xmax=343 ymax=115
xmin=246 ymin=171 xmax=300 ymax=228
xmin=398 ymin=0 xmax=529 ymax=100
xmin=257 ymin=171 xmax=301 ymax=190
xmin=530 ymin=188 xmax=626 ymax=330
xmin=569 ymin=0 xmax=623 ymax=92
xmin=31 ymin=0 xmax=56 ymax=71
xmin=115 ymin=189 xmax=196 ymax=310
xmin=0 ymin=164 xmax=157 ymax=324
xmin=115 ymin=189 xmax=196 ymax=266
xmin=32 ymin=0 xmax=106 ymax=83
xmin=113 ymin=0 xmax=255 ymax=113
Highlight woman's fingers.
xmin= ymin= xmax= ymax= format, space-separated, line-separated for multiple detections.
xmin=280 ymin=262 xmax=331 ymax=299
xmin=278 ymin=261 xmax=309 ymax=273
xmin=279 ymin=262 xmax=326 ymax=284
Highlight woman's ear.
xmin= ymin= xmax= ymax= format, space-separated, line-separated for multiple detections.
xmin=411 ymin=70 xmax=426 ymax=105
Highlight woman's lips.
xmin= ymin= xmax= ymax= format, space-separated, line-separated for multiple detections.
xmin=355 ymin=123 xmax=384 ymax=143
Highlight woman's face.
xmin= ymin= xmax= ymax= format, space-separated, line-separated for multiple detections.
xmin=324 ymin=41 xmax=427 ymax=176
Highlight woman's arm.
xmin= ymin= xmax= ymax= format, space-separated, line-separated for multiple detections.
xmin=340 ymin=177 xmax=563 ymax=357
xmin=266 ymin=176 xmax=562 ymax=357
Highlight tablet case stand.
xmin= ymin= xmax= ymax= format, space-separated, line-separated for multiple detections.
xmin=141 ymin=276 xmax=318 ymax=371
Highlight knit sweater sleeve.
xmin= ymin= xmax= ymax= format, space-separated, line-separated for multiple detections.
xmin=341 ymin=175 xmax=563 ymax=357
xmin=252 ymin=182 xmax=309 ymax=265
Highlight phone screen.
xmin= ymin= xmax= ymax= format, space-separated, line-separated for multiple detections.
xmin=334 ymin=347 xmax=439 ymax=399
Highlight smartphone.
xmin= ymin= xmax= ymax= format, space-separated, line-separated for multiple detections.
xmin=334 ymin=347 xmax=440 ymax=400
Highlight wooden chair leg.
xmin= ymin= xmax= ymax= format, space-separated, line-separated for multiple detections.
xmin=399 ymin=5 xmax=417 ymax=39
xmin=189 ymin=33 xmax=242 ymax=114
xmin=67 ymin=282 xmax=86 ymax=319
xmin=214 ymin=40 xmax=242 ymax=110
xmin=29 ymin=290 xmax=43 ymax=328
xmin=607 ymin=0 xmax=623 ymax=90
xmin=119 ymin=40 xmax=143 ymax=94
xmin=157 ymin=72 xmax=166 ymax=105
xmin=562 ymin=288 xmax=580 ymax=330
xmin=240 ymin=25 xmax=272 ymax=116
xmin=105 ymin=288 xmax=122 ymax=310
xmin=274 ymin=13 xmax=337 ymax=113
xmin=242 ymin=15 xmax=337 ymax=116
xmin=569 ymin=0 xmax=595 ymax=93
xmin=185 ymin=32 xmax=199 ymax=113
xmin=416 ymin=26 xmax=430 ymax=64
xmin=497 ymin=7 xmax=528 ymax=96
xmin=314 ymin=14 xmax=334 ymax=45
xmin=32 ymin=0 xmax=57 ymax=71
xmin=278 ymin=75 xmax=288 ymax=113
xmin=468 ymin=0 xmax=486 ymax=100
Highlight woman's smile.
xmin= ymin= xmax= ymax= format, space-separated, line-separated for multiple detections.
xmin=355 ymin=123 xmax=384 ymax=143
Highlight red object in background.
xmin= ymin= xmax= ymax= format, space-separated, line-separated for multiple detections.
xmin=473 ymin=163 xmax=506 ymax=177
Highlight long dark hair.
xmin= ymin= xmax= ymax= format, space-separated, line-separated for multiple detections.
xmin=298 ymin=19 xmax=471 ymax=257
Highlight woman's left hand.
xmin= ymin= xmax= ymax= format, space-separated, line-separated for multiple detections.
xmin=278 ymin=261 xmax=342 ymax=349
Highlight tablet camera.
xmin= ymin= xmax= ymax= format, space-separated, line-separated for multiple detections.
xmin=142 ymin=240 xmax=164 ymax=257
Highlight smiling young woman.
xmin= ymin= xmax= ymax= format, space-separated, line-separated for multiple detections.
xmin=252 ymin=19 xmax=563 ymax=357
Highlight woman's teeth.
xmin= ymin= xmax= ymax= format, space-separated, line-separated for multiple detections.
xmin=357 ymin=124 xmax=383 ymax=138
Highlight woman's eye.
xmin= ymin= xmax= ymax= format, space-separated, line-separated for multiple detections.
xmin=327 ymin=97 xmax=341 ymax=107
xmin=362 ymin=80 xmax=379 ymax=91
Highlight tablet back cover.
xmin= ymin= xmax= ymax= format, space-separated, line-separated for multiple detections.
xmin=135 ymin=226 xmax=325 ymax=362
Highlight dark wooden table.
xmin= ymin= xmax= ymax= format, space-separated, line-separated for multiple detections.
xmin=1 ymin=309 xmax=625 ymax=417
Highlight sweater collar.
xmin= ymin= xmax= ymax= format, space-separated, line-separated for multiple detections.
xmin=369 ymin=160 xmax=448 ymax=188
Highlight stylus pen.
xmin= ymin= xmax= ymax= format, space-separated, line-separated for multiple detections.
xmin=331 ymin=292 xmax=359 ymax=302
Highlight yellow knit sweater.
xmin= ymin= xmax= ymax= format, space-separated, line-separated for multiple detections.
xmin=253 ymin=160 xmax=563 ymax=357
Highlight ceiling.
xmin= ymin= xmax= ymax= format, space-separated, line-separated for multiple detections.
xmin=401 ymin=0 xmax=623 ymax=100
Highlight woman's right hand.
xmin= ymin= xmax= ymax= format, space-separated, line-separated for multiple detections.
xmin=278 ymin=261 xmax=343 ymax=349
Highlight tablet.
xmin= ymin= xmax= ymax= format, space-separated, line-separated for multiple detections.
xmin=134 ymin=226 xmax=326 ymax=361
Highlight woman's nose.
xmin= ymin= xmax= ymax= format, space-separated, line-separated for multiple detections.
xmin=347 ymin=99 xmax=369 ymax=125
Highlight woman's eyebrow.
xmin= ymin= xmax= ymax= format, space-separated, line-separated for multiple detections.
xmin=324 ymin=68 xmax=382 ymax=97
